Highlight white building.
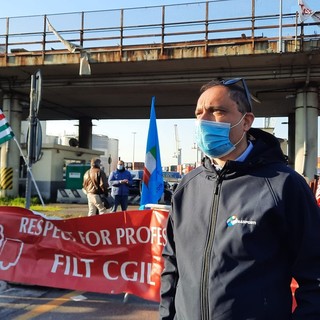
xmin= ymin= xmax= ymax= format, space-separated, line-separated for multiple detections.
xmin=19 ymin=121 xmax=119 ymax=201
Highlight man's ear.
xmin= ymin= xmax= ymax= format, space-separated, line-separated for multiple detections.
xmin=244 ymin=112 xmax=255 ymax=131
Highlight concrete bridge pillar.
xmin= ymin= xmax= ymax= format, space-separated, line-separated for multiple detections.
xmin=287 ymin=113 xmax=295 ymax=168
xmin=0 ymin=95 xmax=22 ymax=197
xmin=78 ymin=117 xmax=92 ymax=149
xmin=294 ymin=87 xmax=319 ymax=182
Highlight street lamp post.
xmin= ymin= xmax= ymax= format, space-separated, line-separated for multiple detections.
xmin=132 ymin=132 xmax=136 ymax=170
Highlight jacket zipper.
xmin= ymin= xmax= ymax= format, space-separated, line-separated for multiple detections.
xmin=200 ymin=175 xmax=222 ymax=320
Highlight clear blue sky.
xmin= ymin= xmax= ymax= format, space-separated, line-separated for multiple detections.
xmin=1 ymin=0 xmax=312 ymax=17
xmin=1 ymin=0 xmax=317 ymax=166
xmin=0 ymin=0 xmax=213 ymax=17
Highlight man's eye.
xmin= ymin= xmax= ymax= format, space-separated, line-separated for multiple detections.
xmin=195 ymin=109 xmax=202 ymax=116
xmin=212 ymin=109 xmax=224 ymax=115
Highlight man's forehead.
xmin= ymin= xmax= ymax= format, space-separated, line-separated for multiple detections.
xmin=197 ymin=86 xmax=230 ymax=104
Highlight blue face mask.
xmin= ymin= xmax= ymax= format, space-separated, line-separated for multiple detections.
xmin=195 ymin=114 xmax=246 ymax=158
xmin=117 ymin=165 xmax=124 ymax=170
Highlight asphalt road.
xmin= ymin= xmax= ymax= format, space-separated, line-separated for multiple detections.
xmin=0 ymin=281 xmax=159 ymax=319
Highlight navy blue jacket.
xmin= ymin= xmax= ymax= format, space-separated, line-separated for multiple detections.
xmin=108 ymin=169 xmax=133 ymax=196
xmin=159 ymin=128 xmax=320 ymax=320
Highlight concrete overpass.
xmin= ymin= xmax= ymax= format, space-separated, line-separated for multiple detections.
xmin=0 ymin=1 xmax=320 ymax=198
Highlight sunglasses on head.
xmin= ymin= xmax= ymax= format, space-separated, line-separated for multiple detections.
xmin=219 ymin=78 xmax=253 ymax=112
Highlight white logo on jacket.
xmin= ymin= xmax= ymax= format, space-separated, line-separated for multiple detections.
xmin=226 ymin=215 xmax=257 ymax=227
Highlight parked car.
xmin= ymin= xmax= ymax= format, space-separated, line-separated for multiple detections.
xmin=129 ymin=178 xmax=142 ymax=196
xmin=129 ymin=170 xmax=144 ymax=180
xmin=128 ymin=176 xmax=172 ymax=205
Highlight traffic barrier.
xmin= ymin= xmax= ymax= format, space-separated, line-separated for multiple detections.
xmin=128 ymin=194 xmax=140 ymax=205
xmin=57 ymin=188 xmax=87 ymax=204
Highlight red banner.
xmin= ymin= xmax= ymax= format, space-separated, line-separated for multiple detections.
xmin=0 ymin=206 xmax=169 ymax=302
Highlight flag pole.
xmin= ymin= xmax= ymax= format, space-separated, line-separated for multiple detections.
xmin=13 ymin=137 xmax=45 ymax=206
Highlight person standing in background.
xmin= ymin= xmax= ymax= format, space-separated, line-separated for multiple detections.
xmin=108 ymin=160 xmax=133 ymax=212
xmin=82 ymin=158 xmax=109 ymax=216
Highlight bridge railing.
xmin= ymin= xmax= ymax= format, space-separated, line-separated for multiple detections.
xmin=0 ymin=1 xmax=319 ymax=57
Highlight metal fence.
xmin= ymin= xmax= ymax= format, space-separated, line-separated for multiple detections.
xmin=0 ymin=1 xmax=319 ymax=56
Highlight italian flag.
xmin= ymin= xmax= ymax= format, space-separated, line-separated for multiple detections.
xmin=140 ymin=97 xmax=164 ymax=208
xmin=0 ymin=110 xmax=14 ymax=145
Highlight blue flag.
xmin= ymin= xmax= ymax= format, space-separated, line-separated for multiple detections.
xmin=140 ymin=97 xmax=164 ymax=208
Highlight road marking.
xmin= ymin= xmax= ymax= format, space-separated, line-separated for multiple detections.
xmin=14 ymin=290 xmax=84 ymax=320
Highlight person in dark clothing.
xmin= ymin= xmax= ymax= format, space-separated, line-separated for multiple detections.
xmin=163 ymin=182 xmax=172 ymax=205
xmin=82 ymin=158 xmax=109 ymax=216
xmin=159 ymin=78 xmax=320 ymax=320
xmin=108 ymin=160 xmax=133 ymax=212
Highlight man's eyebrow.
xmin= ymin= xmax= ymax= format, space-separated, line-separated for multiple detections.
xmin=205 ymin=105 xmax=228 ymax=111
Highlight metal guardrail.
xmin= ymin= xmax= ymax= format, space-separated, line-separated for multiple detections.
xmin=0 ymin=1 xmax=319 ymax=57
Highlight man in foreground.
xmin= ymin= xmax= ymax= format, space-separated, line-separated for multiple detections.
xmin=159 ymin=78 xmax=320 ymax=319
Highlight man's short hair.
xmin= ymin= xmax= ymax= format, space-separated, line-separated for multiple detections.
xmin=91 ymin=158 xmax=101 ymax=167
xmin=200 ymin=78 xmax=252 ymax=114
